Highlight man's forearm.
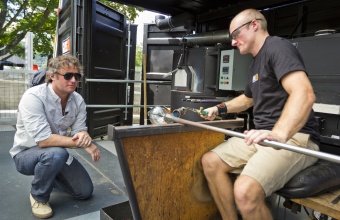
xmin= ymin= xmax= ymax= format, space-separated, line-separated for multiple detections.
xmin=38 ymin=134 xmax=79 ymax=148
xmin=225 ymin=94 xmax=253 ymax=113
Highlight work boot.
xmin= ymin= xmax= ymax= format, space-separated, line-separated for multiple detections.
xmin=29 ymin=194 xmax=53 ymax=219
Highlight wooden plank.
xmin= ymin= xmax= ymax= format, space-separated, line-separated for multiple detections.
xmin=291 ymin=188 xmax=340 ymax=219
xmin=121 ymin=130 xmax=224 ymax=220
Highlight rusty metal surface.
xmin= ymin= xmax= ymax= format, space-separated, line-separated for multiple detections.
xmin=109 ymin=119 xmax=244 ymax=220
xmin=119 ymin=131 xmax=223 ymax=220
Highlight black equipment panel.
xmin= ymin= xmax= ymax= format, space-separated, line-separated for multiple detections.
xmin=56 ymin=0 xmax=136 ymax=138
xmin=291 ymin=34 xmax=340 ymax=150
xmin=292 ymin=34 xmax=340 ymax=105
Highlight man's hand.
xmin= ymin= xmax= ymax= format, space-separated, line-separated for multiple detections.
xmin=200 ymin=106 xmax=218 ymax=121
xmin=84 ymin=143 xmax=101 ymax=162
xmin=72 ymin=131 xmax=92 ymax=148
xmin=244 ymin=129 xmax=286 ymax=146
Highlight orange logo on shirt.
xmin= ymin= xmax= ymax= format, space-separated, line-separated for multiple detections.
xmin=252 ymin=73 xmax=258 ymax=83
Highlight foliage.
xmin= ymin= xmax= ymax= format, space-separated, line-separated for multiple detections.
xmin=0 ymin=0 xmax=58 ymax=60
xmin=135 ymin=43 xmax=143 ymax=68
xmin=99 ymin=1 xmax=143 ymax=23
xmin=1 ymin=0 xmax=143 ymax=63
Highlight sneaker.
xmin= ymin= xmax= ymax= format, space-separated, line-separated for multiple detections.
xmin=29 ymin=194 xmax=53 ymax=219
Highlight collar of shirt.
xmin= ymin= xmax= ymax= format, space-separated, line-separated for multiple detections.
xmin=47 ymin=83 xmax=73 ymax=103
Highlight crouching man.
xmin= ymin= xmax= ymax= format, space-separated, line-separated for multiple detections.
xmin=10 ymin=55 xmax=101 ymax=219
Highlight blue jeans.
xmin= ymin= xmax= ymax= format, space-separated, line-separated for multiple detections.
xmin=13 ymin=146 xmax=93 ymax=203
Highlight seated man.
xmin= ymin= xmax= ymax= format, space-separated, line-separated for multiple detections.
xmin=10 ymin=55 xmax=101 ymax=219
xmin=201 ymin=9 xmax=320 ymax=220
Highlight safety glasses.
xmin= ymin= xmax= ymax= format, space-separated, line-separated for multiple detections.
xmin=230 ymin=19 xmax=262 ymax=40
xmin=56 ymin=72 xmax=82 ymax=81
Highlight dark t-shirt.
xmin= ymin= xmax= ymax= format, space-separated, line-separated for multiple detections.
xmin=244 ymin=36 xmax=320 ymax=144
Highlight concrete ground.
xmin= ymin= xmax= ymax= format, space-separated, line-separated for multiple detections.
xmin=0 ymin=128 xmax=127 ymax=220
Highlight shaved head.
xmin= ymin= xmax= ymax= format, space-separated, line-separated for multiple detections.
xmin=232 ymin=9 xmax=267 ymax=31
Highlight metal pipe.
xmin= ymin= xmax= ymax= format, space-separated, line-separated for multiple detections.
xmin=183 ymin=29 xmax=231 ymax=46
xmin=164 ymin=113 xmax=340 ymax=164
xmin=125 ymin=22 xmax=131 ymax=121
xmin=85 ymin=78 xmax=170 ymax=84
xmin=87 ymin=104 xmax=169 ymax=108
xmin=143 ymin=54 xmax=147 ymax=125
xmin=172 ymin=107 xmax=187 ymax=118
xmin=155 ymin=13 xmax=194 ymax=30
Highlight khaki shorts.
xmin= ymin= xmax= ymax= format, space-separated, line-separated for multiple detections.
xmin=211 ymin=132 xmax=319 ymax=196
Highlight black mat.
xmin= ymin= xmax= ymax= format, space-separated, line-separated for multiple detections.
xmin=0 ymin=131 xmax=127 ymax=220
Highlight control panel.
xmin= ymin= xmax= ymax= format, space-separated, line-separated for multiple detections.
xmin=219 ymin=49 xmax=252 ymax=91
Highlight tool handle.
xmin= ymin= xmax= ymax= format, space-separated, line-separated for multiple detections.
xmin=199 ymin=110 xmax=222 ymax=120
xmin=200 ymin=110 xmax=209 ymax=115
xmin=200 ymin=110 xmax=222 ymax=120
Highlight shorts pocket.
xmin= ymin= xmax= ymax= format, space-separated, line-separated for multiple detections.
xmin=287 ymin=133 xmax=309 ymax=148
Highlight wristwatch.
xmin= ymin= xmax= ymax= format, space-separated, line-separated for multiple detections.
xmin=215 ymin=103 xmax=227 ymax=115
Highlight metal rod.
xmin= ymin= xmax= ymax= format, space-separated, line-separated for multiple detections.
xmin=143 ymin=54 xmax=147 ymax=125
xmin=85 ymin=78 xmax=170 ymax=84
xmin=164 ymin=114 xmax=340 ymax=164
xmin=125 ymin=22 xmax=131 ymax=121
xmin=86 ymin=104 xmax=169 ymax=108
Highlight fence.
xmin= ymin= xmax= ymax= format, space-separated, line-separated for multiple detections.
xmin=0 ymin=70 xmax=142 ymax=131
xmin=0 ymin=70 xmax=35 ymax=128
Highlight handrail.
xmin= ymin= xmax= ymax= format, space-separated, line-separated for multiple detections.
xmin=86 ymin=104 xmax=169 ymax=108
xmin=85 ymin=78 xmax=171 ymax=84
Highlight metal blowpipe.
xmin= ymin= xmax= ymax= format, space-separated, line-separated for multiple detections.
xmin=163 ymin=113 xmax=340 ymax=164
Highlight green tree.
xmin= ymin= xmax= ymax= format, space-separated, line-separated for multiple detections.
xmin=0 ymin=0 xmax=142 ymax=62
xmin=135 ymin=43 xmax=143 ymax=71
xmin=0 ymin=0 xmax=58 ymax=60
xmin=99 ymin=1 xmax=143 ymax=23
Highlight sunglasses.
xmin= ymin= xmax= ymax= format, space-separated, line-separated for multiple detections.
xmin=56 ymin=72 xmax=82 ymax=81
xmin=230 ymin=19 xmax=262 ymax=40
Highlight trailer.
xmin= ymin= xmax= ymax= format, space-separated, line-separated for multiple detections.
xmin=54 ymin=0 xmax=340 ymax=219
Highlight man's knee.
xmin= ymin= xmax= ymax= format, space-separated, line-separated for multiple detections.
xmin=201 ymin=151 xmax=233 ymax=177
xmin=41 ymin=147 xmax=69 ymax=166
xmin=201 ymin=151 xmax=221 ymax=174
xmin=75 ymin=183 xmax=93 ymax=200
xmin=234 ymin=176 xmax=265 ymax=213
